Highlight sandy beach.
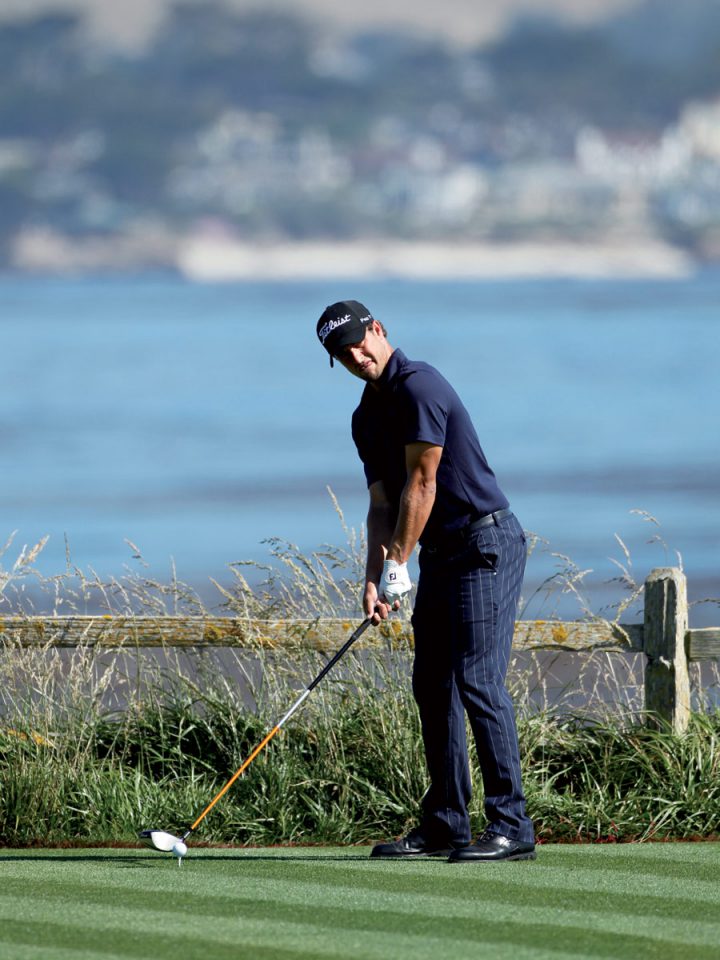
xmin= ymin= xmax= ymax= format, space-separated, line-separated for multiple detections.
xmin=10 ymin=226 xmax=697 ymax=280
xmin=177 ymin=236 xmax=695 ymax=281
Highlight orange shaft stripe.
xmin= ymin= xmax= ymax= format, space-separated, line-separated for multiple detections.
xmin=190 ymin=724 xmax=281 ymax=832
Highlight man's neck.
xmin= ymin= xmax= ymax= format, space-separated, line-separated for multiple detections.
xmin=369 ymin=345 xmax=395 ymax=391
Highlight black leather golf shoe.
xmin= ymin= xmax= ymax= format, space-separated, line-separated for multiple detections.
xmin=370 ymin=827 xmax=466 ymax=858
xmin=447 ymin=829 xmax=536 ymax=862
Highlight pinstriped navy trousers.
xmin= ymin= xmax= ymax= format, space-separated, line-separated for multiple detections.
xmin=411 ymin=512 xmax=534 ymax=845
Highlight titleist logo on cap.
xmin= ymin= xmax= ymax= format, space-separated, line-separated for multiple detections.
xmin=318 ymin=313 xmax=372 ymax=345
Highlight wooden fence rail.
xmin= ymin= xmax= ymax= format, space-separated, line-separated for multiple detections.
xmin=1 ymin=567 xmax=718 ymax=733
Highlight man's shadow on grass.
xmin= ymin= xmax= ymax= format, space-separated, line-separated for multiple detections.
xmin=0 ymin=852 xmax=369 ymax=866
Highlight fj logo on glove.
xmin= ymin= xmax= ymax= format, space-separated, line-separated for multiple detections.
xmin=380 ymin=558 xmax=411 ymax=604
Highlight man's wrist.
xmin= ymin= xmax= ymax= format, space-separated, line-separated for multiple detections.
xmin=385 ymin=545 xmax=406 ymax=564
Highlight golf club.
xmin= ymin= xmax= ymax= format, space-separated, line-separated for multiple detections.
xmin=139 ymin=615 xmax=374 ymax=862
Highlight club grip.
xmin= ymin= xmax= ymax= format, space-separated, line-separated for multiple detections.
xmin=306 ymin=616 xmax=373 ymax=692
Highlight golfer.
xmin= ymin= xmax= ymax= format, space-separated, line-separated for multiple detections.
xmin=317 ymin=301 xmax=535 ymax=862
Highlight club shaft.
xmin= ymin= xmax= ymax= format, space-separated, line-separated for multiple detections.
xmin=186 ymin=616 xmax=373 ymax=836
xmin=188 ymin=723 xmax=282 ymax=832
xmin=306 ymin=617 xmax=373 ymax=691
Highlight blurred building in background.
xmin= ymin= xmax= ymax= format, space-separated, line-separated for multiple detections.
xmin=1 ymin=0 xmax=720 ymax=275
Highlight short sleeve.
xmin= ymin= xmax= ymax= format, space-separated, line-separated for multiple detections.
xmin=352 ymin=405 xmax=382 ymax=487
xmin=398 ymin=371 xmax=448 ymax=447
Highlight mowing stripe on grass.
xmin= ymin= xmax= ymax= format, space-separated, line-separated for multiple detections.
xmin=2 ymin=865 xmax=717 ymax=923
xmin=0 ymin=846 xmax=718 ymax=960
xmin=1 ymin=881 xmax=716 ymax=957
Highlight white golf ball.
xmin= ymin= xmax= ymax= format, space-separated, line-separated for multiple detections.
xmin=172 ymin=841 xmax=187 ymax=858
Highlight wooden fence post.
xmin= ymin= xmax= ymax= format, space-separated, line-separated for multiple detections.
xmin=643 ymin=567 xmax=690 ymax=733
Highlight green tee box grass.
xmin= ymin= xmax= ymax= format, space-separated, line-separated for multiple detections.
xmin=1 ymin=845 xmax=719 ymax=960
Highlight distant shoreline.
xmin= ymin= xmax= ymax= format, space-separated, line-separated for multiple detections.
xmin=177 ymin=237 xmax=696 ymax=281
xmin=10 ymin=227 xmax=698 ymax=281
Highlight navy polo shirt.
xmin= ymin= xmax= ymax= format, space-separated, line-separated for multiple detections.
xmin=351 ymin=349 xmax=509 ymax=544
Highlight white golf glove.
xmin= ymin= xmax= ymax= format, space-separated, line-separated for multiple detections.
xmin=379 ymin=559 xmax=412 ymax=606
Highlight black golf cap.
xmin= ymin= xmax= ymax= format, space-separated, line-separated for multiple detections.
xmin=317 ymin=300 xmax=374 ymax=366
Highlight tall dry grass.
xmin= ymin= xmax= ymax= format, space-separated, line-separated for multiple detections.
xmin=1 ymin=503 xmax=718 ymax=846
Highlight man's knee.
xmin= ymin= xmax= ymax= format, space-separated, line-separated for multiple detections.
xmin=412 ymin=661 xmax=451 ymax=704
xmin=456 ymin=674 xmax=512 ymax=715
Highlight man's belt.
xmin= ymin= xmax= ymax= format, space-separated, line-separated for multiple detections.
xmin=463 ymin=507 xmax=513 ymax=537
xmin=423 ymin=507 xmax=513 ymax=554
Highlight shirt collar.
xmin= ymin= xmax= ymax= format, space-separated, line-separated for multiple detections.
xmin=377 ymin=348 xmax=407 ymax=390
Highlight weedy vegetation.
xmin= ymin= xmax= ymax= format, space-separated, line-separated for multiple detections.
xmin=1 ymin=502 xmax=718 ymax=847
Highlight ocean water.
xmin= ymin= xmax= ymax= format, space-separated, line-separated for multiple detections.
xmin=2 ymin=273 xmax=718 ymax=624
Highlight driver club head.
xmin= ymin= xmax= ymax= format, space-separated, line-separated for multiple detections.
xmin=138 ymin=829 xmax=185 ymax=853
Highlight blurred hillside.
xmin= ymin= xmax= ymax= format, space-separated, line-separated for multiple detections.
xmin=2 ymin=0 xmax=720 ymax=275
xmin=0 ymin=0 xmax=642 ymax=52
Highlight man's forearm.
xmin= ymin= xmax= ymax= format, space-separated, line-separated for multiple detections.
xmin=366 ymin=502 xmax=397 ymax=584
xmin=386 ymin=473 xmax=436 ymax=563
